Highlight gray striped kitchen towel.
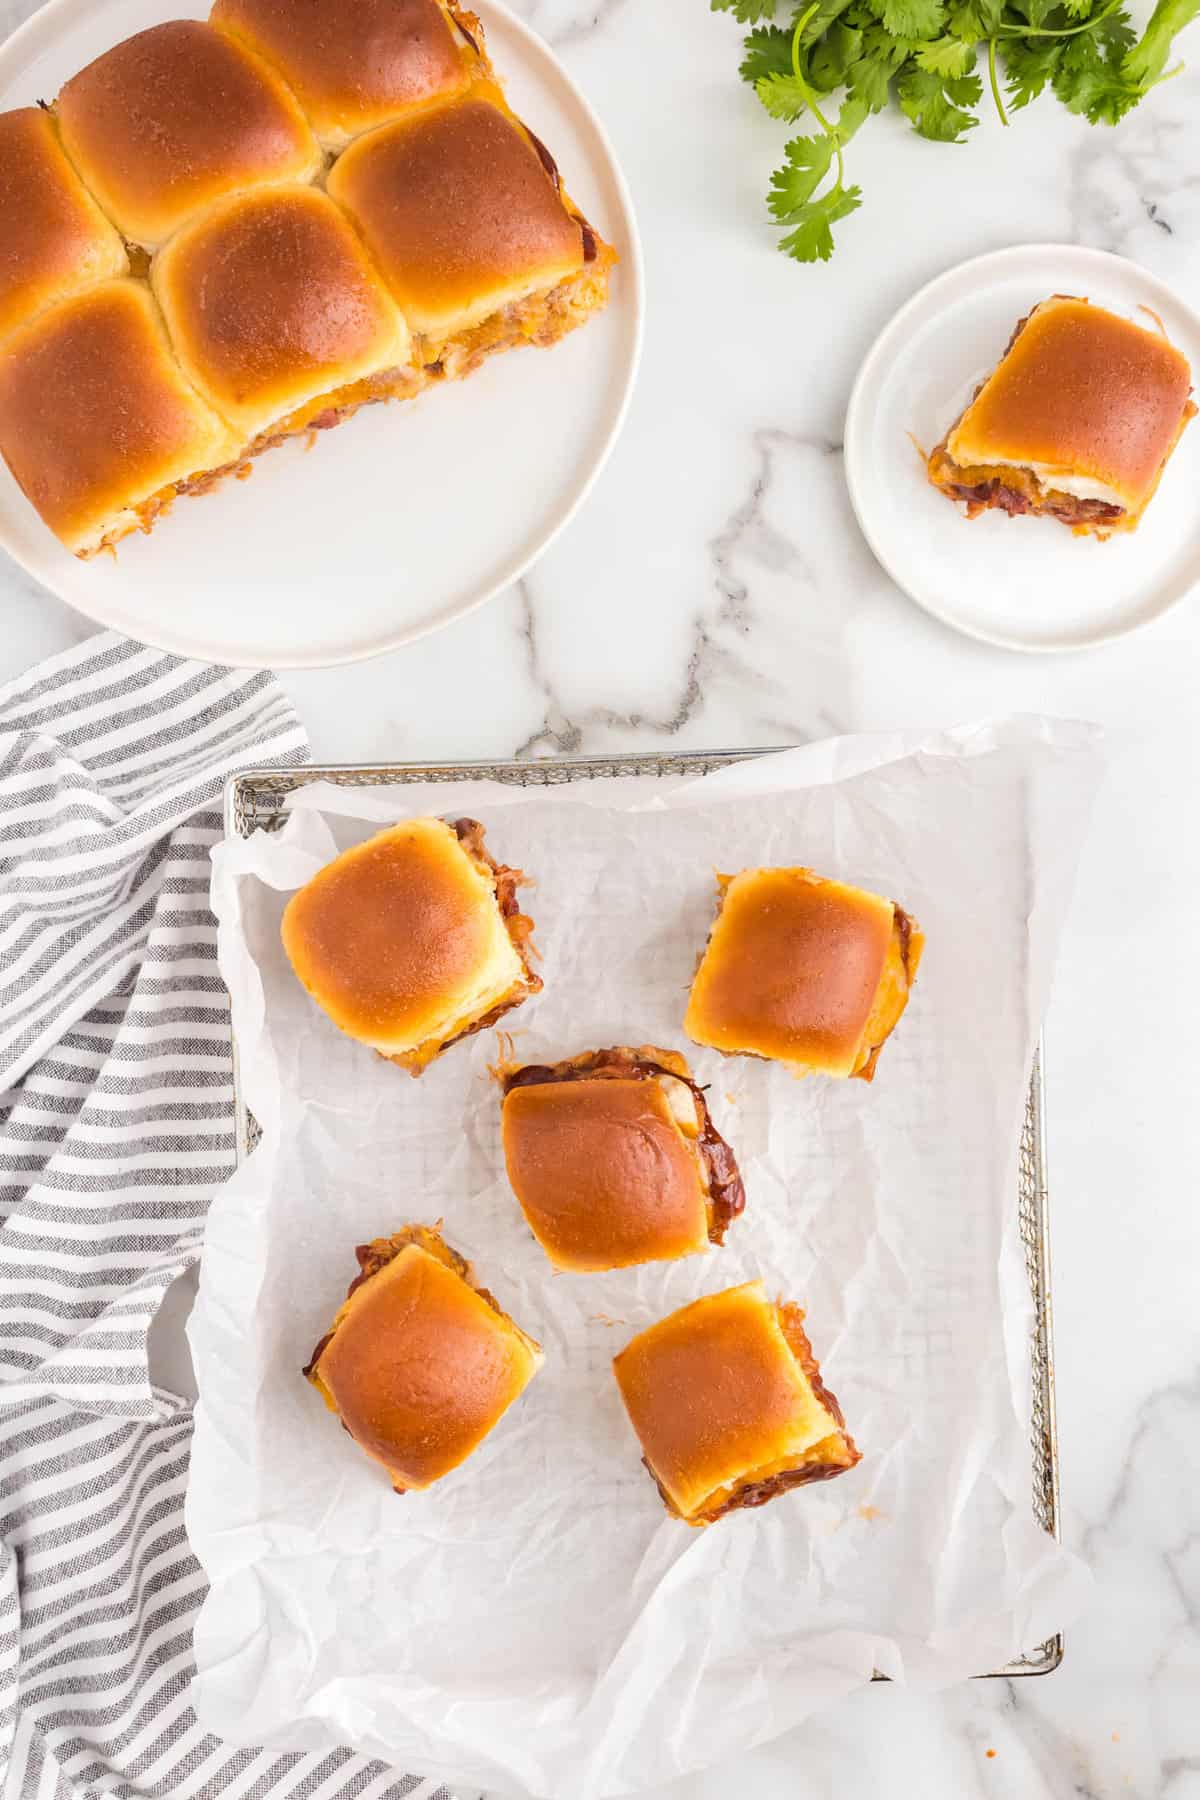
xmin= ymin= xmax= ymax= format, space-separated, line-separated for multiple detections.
xmin=0 ymin=634 xmax=452 ymax=1800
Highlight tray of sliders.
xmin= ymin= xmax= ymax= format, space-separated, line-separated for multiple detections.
xmin=194 ymin=732 xmax=1095 ymax=1794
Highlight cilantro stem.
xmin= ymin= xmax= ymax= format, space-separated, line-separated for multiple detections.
xmin=987 ymin=35 xmax=1010 ymax=123
xmin=790 ymin=6 xmax=845 ymax=191
xmin=995 ymin=0 xmax=1123 ymax=35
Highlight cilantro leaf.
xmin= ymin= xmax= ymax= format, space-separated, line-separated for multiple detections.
xmin=1098 ymin=5 xmax=1137 ymax=54
xmin=1063 ymin=0 xmax=1093 ymax=17
xmin=768 ymin=133 xmax=838 ymax=215
xmin=794 ymin=0 xmax=862 ymax=42
xmin=808 ymin=21 xmax=866 ymax=88
xmin=896 ymin=63 xmax=981 ymax=135
xmin=1122 ymin=0 xmax=1195 ymax=83
xmin=767 ymin=94 xmax=869 ymax=221
xmin=859 ymin=21 xmax=919 ymax=59
xmin=866 ymin=0 xmax=947 ymax=40
xmin=1019 ymin=0 xmax=1057 ymax=26
xmin=778 ymin=185 xmax=863 ymax=261
xmin=835 ymin=89 xmax=874 ymax=133
xmin=756 ymin=70 xmax=813 ymax=116
xmin=946 ymin=0 xmax=1003 ymax=34
xmin=914 ymin=33 xmax=977 ymax=73
xmin=1052 ymin=23 xmax=1141 ymax=119
xmin=848 ymin=19 xmax=917 ymax=103
xmin=710 ymin=0 xmax=779 ymax=20
xmin=944 ymin=68 xmax=984 ymax=101
xmin=846 ymin=51 xmax=897 ymax=103
xmin=1002 ymin=34 xmax=1062 ymax=105
xmin=739 ymin=24 xmax=796 ymax=80
xmin=1057 ymin=62 xmax=1143 ymax=117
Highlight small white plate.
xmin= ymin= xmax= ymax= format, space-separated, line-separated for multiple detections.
xmin=0 ymin=0 xmax=642 ymax=668
xmin=843 ymin=244 xmax=1200 ymax=653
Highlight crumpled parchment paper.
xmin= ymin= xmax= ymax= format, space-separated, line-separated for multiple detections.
xmin=188 ymin=719 xmax=1099 ymax=1798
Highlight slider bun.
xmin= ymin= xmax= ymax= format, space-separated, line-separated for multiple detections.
xmin=211 ymin=0 xmax=475 ymax=150
xmin=947 ymin=296 xmax=1195 ymax=512
xmin=613 ymin=1282 xmax=853 ymax=1523
xmin=56 ymin=21 xmax=322 ymax=250
xmin=307 ymin=1233 xmax=542 ymax=1490
xmin=0 ymin=108 xmax=128 ymax=345
xmin=0 ymin=280 xmax=237 ymax=557
xmin=326 ymin=89 xmax=585 ymax=337
xmin=152 ymin=185 xmax=410 ymax=441
xmin=502 ymin=1075 xmax=711 ymax=1272
xmin=685 ymin=867 xmax=913 ymax=1079
xmin=280 ymin=817 xmax=533 ymax=1068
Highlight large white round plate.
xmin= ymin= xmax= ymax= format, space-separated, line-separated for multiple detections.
xmin=844 ymin=244 xmax=1200 ymax=653
xmin=0 ymin=0 xmax=642 ymax=667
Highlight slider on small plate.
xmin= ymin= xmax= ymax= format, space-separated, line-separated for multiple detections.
xmin=54 ymin=20 xmax=322 ymax=250
xmin=926 ymin=295 xmax=1196 ymax=537
xmin=152 ymin=185 xmax=415 ymax=449
xmin=280 ymin=817 xmax=541 ymax=1073
xmin=685 ymin=866 xmax=922 ymax=1081
xmin=613 ymin=1282 xmax=860 ymax=1526
xmin=0 ymin=280 xmax=239 ymax=558
xmin=305 ymin=1224 xmax=542 ymax=1492
xmin=0 ymin=108 xmax=128 ymax=346
xmin=499 ymin=1046 xmax=745 ymax=1272
xmin=326 ymin=82 xmax=615 ymax=381
xmin=210 ymin=0 xmax=482 ymax=151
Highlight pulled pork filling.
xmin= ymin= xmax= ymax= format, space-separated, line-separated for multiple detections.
xmin=667 ymin=1304 xmax=860 ymax=1525
xmin=501 ymin=1045 xmax=746 ymax=1244
xmin=855 ymin=903 xmax=922 ymax=1082
xmin=927 ymin=445 xmax=1125 ymax=534
xmin=84 ymin=254 xmax=613 ymax=557
xmin=925 ymin=304 xmax=1129 ymax=537
xmin=380 ymin=817 xmax=542 ymax=1069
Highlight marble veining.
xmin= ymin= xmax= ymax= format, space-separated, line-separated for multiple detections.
xmin=3 ymin=0 xmax=1200 ymax=1794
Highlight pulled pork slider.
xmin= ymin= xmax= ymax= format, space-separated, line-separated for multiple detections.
xmin=280 ymin=816 xmax=540 ymax=1073
xmin=927 ymin=296 xmax=1195 ymax=537
xmin=684 ymin=866 xmax=922 ymax=1081
xmin=210 ymin=0 xmax=480 ymax=151
xmin=613 ymin=1281 xmax=860 ymax=1526
xmin=151 ymin=185 xmax=413 ymax=449
xmin=499 ymin=1046 xmax=745 ymax=1273
xmin=55 ymin=20 xmax=322 ymax=251
xmin=0 ymin=280 xmax=238 ymax=557
xmin=0 ymin=108 xmax=128 ymax=346
xmin=326 ymin=84 xmax=614 ymax=381
xmin=305 ymin=1224 xmax=542 ymax=1492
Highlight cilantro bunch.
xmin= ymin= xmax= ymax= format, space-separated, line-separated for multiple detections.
xmin=714 ymin=0 xmax=1200 ymax=261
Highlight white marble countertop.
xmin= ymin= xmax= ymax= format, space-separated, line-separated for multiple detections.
xmin=3 ymin=0 xmax=1200 ymax=1794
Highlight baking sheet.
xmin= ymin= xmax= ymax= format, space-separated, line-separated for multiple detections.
xmin=189 ymin=721 xmax=1100 ymax=1798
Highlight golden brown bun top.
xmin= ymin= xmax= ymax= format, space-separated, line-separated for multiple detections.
xmin=326 ymin=88 xmax=585 ymax=335
xmin=0 ymin=279 xmax=234 ymax=555
xmin=684 ymin=868 xmax=895 ymax=1078
xmin=502 ymin=1075 xmax=710 ymax=1272
xmin=309 ymin=1236 xmax=541 ymax=1489
xmin=279 ymin=818 xmax=524 ymax=1057
xmin=612 ymin=1282 xmax=842 ymax=1520
xmin=948 ymin=296 xmax=1194 ymax=508
xmin=0 ymin=107 xmax=128 ymax=344
xmin=56 ymin=21 xmax=321 ymax=249
xmin=151 ymin=185 xmax=408 ymax=436
xmin=211 ymin=0 xmax=474 ymax=147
